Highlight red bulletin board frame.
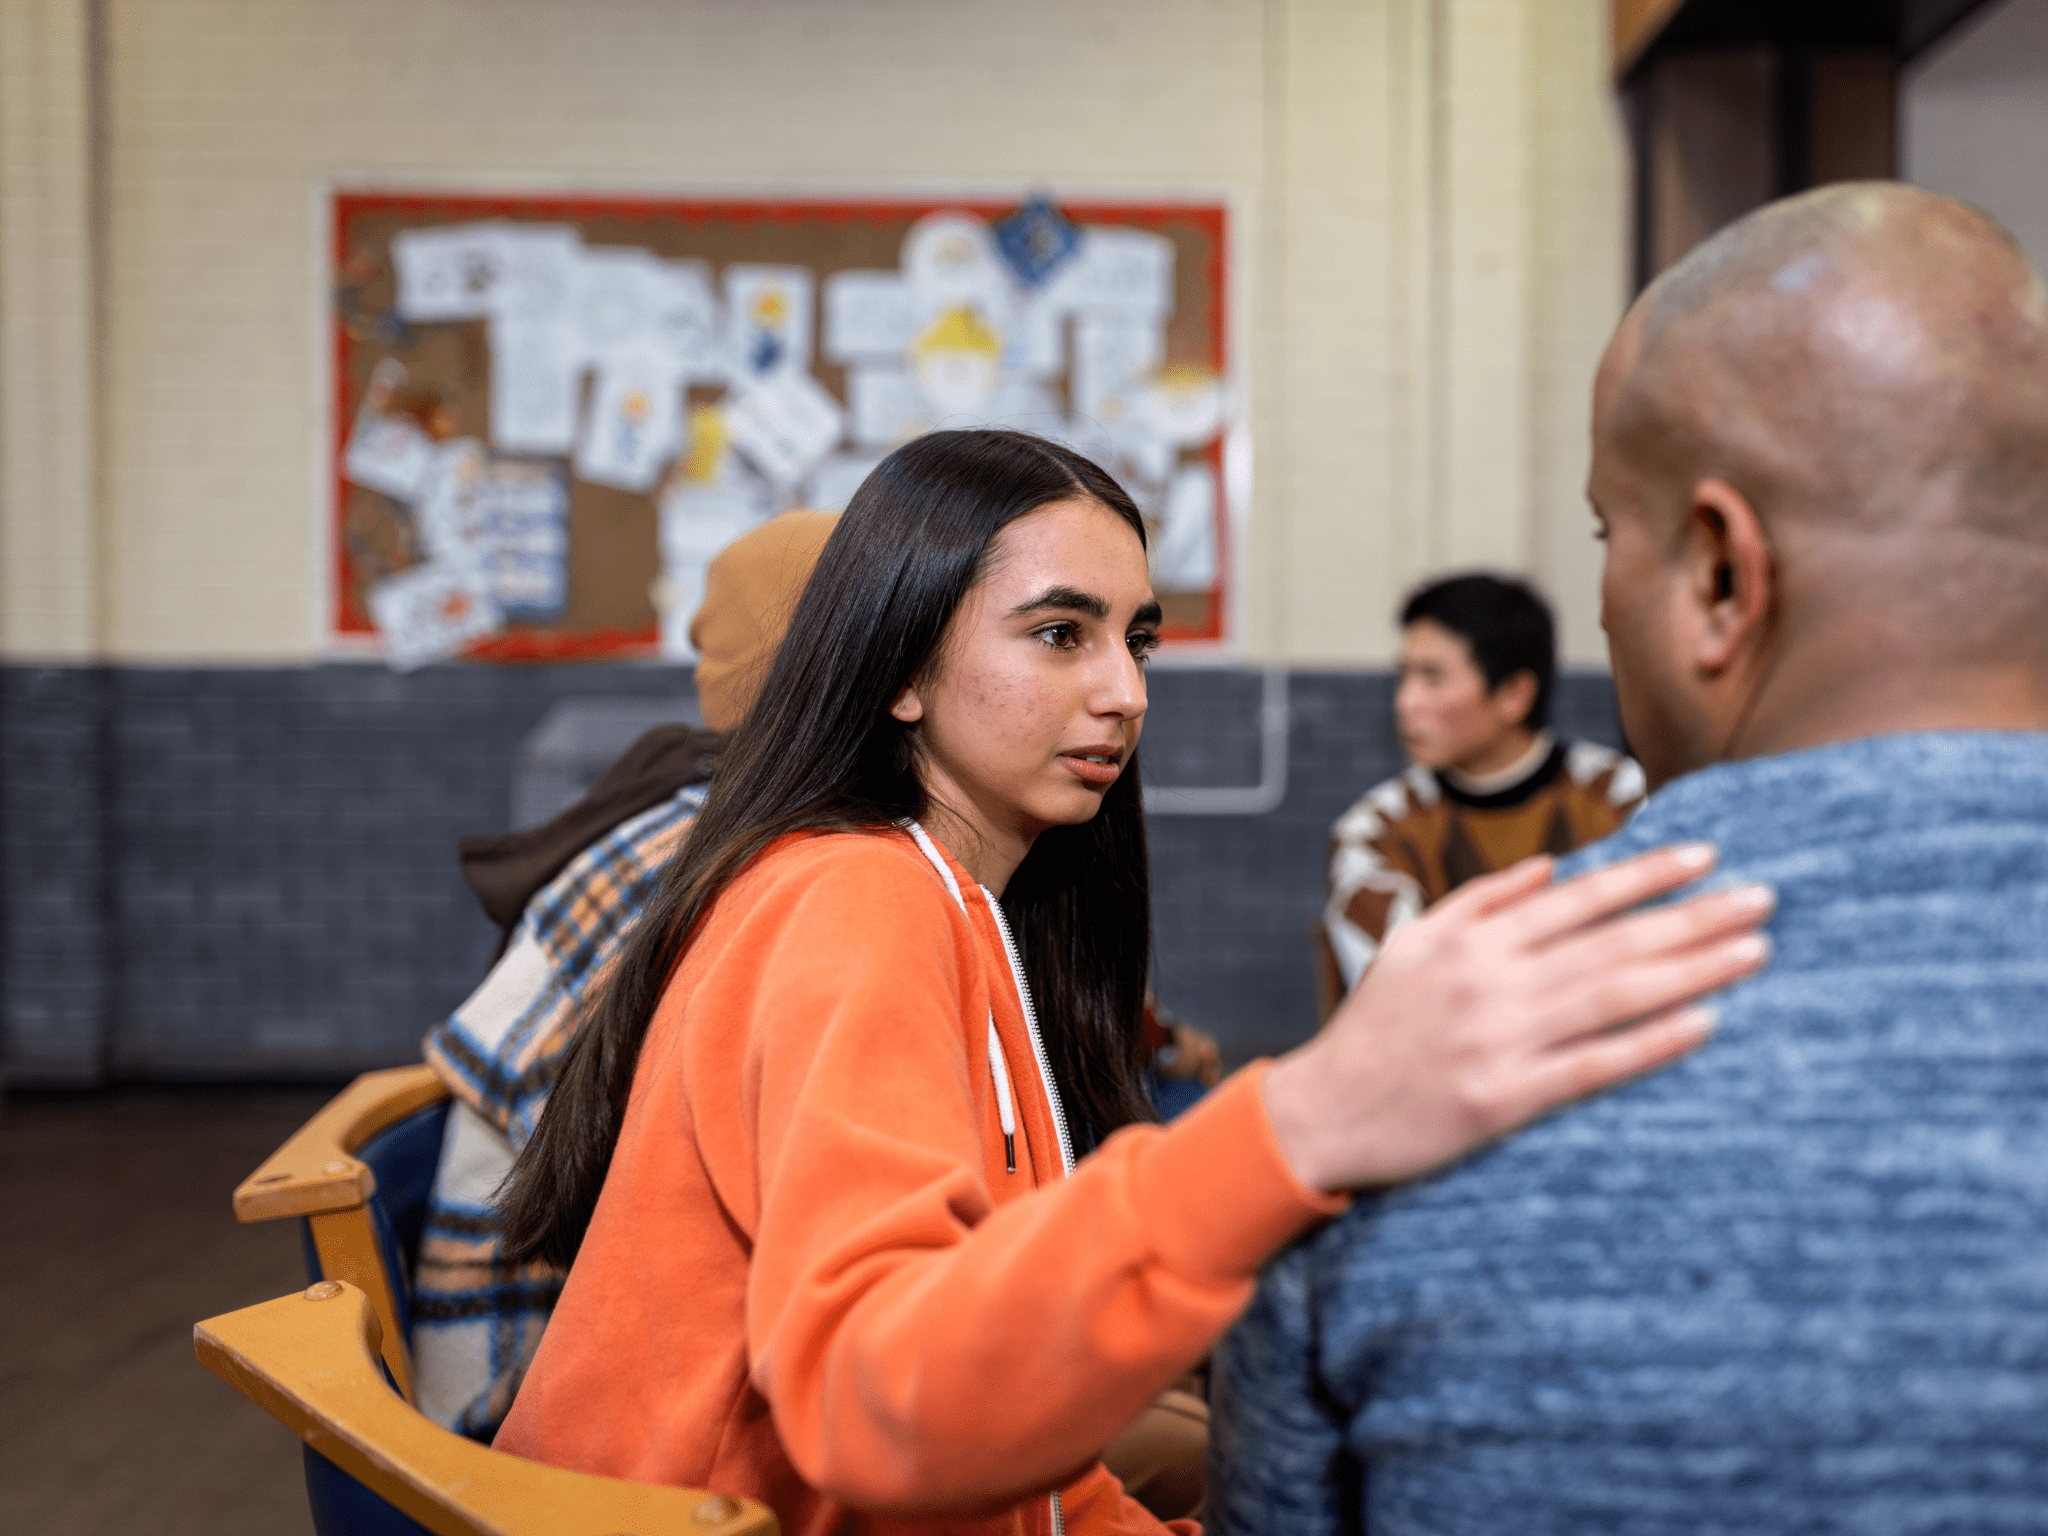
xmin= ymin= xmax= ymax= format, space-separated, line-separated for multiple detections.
xmin=330 ymin=192 xmax=1231 ymax=661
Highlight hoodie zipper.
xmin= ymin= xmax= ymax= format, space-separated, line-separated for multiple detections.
xmin=904 ymin=826 xmax=1070 ymax=1534
xmin=981 ymin=886 xmax=1073 ymax=1536
xmin=979 ymin=887 xmax=1075 ymax=1178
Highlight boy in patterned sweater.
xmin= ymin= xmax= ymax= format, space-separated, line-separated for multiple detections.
xmin=1317 ymin=573 xmax=1642 ymax=1014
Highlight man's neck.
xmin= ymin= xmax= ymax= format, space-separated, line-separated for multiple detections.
xmin=1442 ymin=731 xmax=1551 ymax=795
xmin=1734 ymin=658 xmax=2048 ymax=765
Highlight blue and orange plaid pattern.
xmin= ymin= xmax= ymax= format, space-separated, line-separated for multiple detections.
xmin=414 ymin=782 xmax=708 ymax=1438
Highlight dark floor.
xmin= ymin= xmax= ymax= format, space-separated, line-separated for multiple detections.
xmin=0 ymin=1086 xmax=332 ymax=1535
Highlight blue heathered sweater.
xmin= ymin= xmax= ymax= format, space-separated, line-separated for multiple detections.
xmin=1211 ymin=732 xmax=2048 ymax=1535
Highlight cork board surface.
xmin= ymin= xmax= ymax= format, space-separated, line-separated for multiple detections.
xmin=331 ymin=192 xmax=1230 ymax=661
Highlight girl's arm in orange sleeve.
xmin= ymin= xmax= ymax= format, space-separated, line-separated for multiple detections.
xmin=680 ymin=837 xmax=1339 ymax=1518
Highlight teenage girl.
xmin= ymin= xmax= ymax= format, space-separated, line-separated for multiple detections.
xmin=496 ymin=430 xmax=1771 ymax=1535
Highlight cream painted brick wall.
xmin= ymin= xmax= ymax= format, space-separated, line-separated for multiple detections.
xmin=1529 ymin=1 xmax=1630 ymax=666
xmin=99 ymin=0 xmax=1267 ymax=659
xmin=0 ymin=0 xmax=98 ymax=658
xmin=1 ymin=0 xmax=1627 ymax=663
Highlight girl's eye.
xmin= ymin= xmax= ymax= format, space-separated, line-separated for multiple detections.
xmin=1127 ymin=630 xmax=1161 ymax=662
xmin=1591 ymin=525 xmax=1609 ymax=543
xmin=1034 ymin=622 xmax=1082 ymax=651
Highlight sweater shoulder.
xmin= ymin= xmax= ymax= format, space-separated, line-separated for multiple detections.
xmin=734 ymin=826 xmax=954 ymax=903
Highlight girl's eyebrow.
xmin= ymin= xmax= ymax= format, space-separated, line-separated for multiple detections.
xmin=1010 ymin=586 xmax=1165 ymax=629
xmin=1012 ymin=585 xmax=1108 ymax=620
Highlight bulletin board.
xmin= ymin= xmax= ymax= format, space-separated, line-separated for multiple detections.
xmin=329 ymin=191 xmax=1233 ymax=667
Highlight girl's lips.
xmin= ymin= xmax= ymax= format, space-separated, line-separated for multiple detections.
xmin=1058 ymin=753 xmax=1123 ymax=787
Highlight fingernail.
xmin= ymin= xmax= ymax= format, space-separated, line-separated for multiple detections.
xmin=1733 ymin=933 xmax=1771 ymax=963
xmin=1678 ymin=1004 xmax=1718 ymax=1036
xmin=1675 ymin=842 xmax=1716 ymax=870
xmin=1729 ymin=882 xmax=1776 ymax=914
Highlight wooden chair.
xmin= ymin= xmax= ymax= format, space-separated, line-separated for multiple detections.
xmin=231 ymin=1064 xmax=451 ymax=1400
xmin=207 ymin=1064 xmax=776 ymax=1536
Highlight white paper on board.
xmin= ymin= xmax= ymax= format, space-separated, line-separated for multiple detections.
xmin=489 ymin=319 xmax=583 ymax=456
xmin=846 ymin=364 xmax=931 ymax=449
xmin=1111 ymin=422 xmax=1176 ymax=487
xmin=392 ymin=223 xmax=514 ymax=322
xmin=802 ymin=451 xmax=884 ymax=512
xmin=1007 ymin=290 xmax=1065 ymax=379
xmin=1153 ymin=463 xmax=1219 ymax=593
xmin=657 ymin=469 xmax=778 ymax=659
xmin=575 ymin=354 xmax=686 ymax=493
xmin=1137 ymin=369 xmax=1226 ymax=448
xmin=368 ymin=560 xmax=502 ymax=672
xmin=480 ymin=459 xmax=570 ymax=619
xmin=901 ymin=211 xmax=1011 ymax=323
xmin=412 ymin=439 xmax=491 ymax=567
xmin=823 ymin=270 xmax=918 ymax=362
xmin=724 ymin=264 xmax=815 ymax=382
xmin=910 ymin=307 xmax=1004 ymax=419
xmin=937 ymin=376 xmax=1063 ymax=437
xmin=1042 ymin=226 xmax=1174 ymax=317
xmin=573 ymin=247 xmax=668 ymax=370
xmin=487 ymin=225 xmax=582 ymax=328
xmin=343 ymin=360 xmax=438 ymax=503
xmin=726 ymin=369 xmax=844 ymax=487
xmin=344 ymin=413 xmax=438 ymax=503
xmin=646 ymin=260 xmax=722 ymax=382
xmin=1072 ymin=312 xmax=1165 ymax=425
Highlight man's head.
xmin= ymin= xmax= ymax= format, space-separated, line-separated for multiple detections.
xmin=1395 ymin=574 xmax=1555 ymax=775
xmin=1590 ymin=183 xmax=2048 ymax=791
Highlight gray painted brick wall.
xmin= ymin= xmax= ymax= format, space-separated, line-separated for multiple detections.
xmin=0 ymin=662 xmax=1622 ymax=1085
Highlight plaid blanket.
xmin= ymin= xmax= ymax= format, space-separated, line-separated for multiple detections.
xmin=413 ymin=783 xmax=707 ymax=1438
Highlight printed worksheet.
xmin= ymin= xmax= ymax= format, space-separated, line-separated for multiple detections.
xmin=368 ymin=560 xmax=501 ymax=671
xmin=823 ymin=269 xmax=918 ymax=363
xmin=910 ymin=306 xmax=1004 ymax=418
xmin=1006 ymin=289 xmax=1066 ymax=380
xmin=575 ymin=355 xmax=685 ymax=492
xmin=343 ymin=359 xmax=437 ymax=502
xmin=1138 ymin=366 xmax=1227 ymax=448
xmin=1152 ymin=463 xmax=1219 ymax=592
xmin=486 ymin=225 xmax=582 ymax=328
xmin=573 ymin=247 xmax=666 ymax=370
xmin=724 ymin=265 xmax=815 ymax=382
xmin=489 ymin=320 xmax=582 ymax=456
xmin=480 ymin=459 xmax=570 ymax=620
xmin=656 ymin=468 xmax=777 ymax=659
xmin=646 ymin=260 xmax=722 ymax=382
xmin=412 ymin=439 xmax=492 ymax=566
xmin=725 ymin=368 xmax=843 ymax=487
xmin=1071 ymin=312 xmax=1165 ymax=426
xmin=392 ymin=224 xmax=513 ymax=322
xmin=1042 ymin=226 xmax=1174 ymax=317
xmin=846 ymin=364 xmax=931 ymax=449
xmin=902 ymin=210 xmax=1010 ymax=324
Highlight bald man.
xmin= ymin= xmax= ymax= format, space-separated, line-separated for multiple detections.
xmin=1210 ymin=183 xmax=2048 ymax=1533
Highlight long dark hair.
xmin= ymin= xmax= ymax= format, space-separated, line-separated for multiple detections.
xmin=500 ymin=430 xmax=1156 ymax=1269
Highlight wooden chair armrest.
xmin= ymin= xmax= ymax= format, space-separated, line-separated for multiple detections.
xmin=233 ymin=1064 xmax=451 ymax=1223
xmin=195 ymin=1281 xmax=775 ymax=1536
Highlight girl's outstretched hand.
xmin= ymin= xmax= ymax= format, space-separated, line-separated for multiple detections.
xmin=1263 ymin=843 xmax=1773 ymax=1192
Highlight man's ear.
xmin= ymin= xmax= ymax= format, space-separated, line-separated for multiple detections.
xmin=1687 ymin=477 xmax=1771 ymax=675
xmin=889 ymin=682 xmax=925 ymax=724
xmin=1490 ymin=670 xmax=1539 ymax=731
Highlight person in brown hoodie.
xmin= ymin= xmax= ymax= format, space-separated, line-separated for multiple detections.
xmin=493 ymin=430 xmax=1771 ymax=1535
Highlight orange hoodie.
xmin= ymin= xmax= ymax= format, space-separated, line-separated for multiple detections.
xmin=495 ymin=826 xmax=1343 ymax=1534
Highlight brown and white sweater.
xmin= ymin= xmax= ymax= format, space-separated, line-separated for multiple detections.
xmin=1316 ymin=738 xmax=1644 ymax=1015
